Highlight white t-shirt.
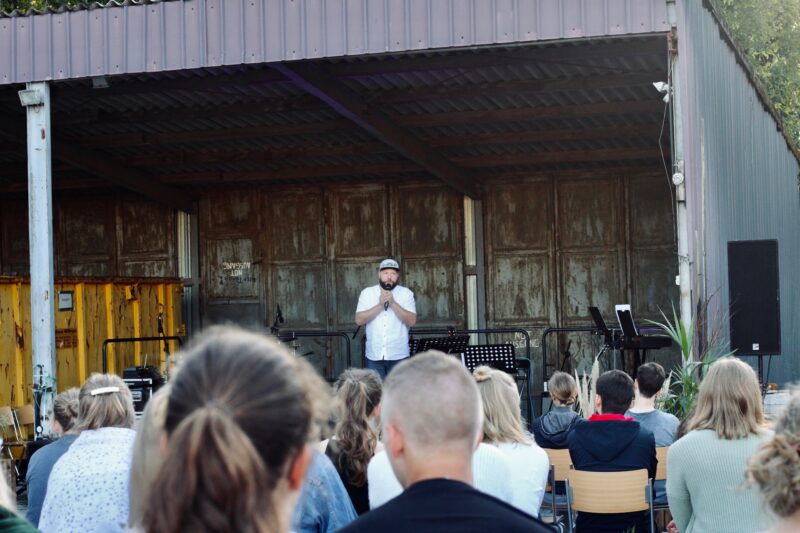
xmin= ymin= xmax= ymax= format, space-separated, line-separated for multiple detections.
xmin=494 ymin=441 xmax=550 ymax=518
xmin=356 ymin=284 xmax=416 ymax=361
xmin=367 ymin=443 xmax=513 ymax=509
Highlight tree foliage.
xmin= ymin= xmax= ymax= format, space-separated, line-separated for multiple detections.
xmin=716 ymin=0 xmax=800 ymax=144
xmin=0 ymin=0 xmax=85 ymax=12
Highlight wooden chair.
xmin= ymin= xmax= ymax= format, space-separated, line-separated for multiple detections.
xmin=542 ymin=448 xmax=573 ymax=525
xmin=566 ymin=468 xmax=654 ymax=533
xmin=655 ymin=446 xmax=668 ymax=482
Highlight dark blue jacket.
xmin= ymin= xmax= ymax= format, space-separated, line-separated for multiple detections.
xmin=567 ymin=417 xmax=657 ymax=533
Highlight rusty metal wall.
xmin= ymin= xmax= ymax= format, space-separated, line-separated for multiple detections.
xmin=0 ymin=195 xmax=178 ymax=278
xmin=199 ymin=181 xmax=465 ymax=378
xmin=485 ymin=173 xmax=678 ymax=387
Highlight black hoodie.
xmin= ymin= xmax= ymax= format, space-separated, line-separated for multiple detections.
xmin=567 ymin=417 xmax=657 ymax=533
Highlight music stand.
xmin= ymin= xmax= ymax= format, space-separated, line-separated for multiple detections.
xmin=615 ymin=304 xmax=639 ymax=338
xmin=463 ymin=344 xmax=517 ymax=373
xmin=412 ymin=335 xmax=470 ymax=355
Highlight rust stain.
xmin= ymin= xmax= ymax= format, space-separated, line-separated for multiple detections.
xmin=14 ymin=323 xmax=24 ymax=350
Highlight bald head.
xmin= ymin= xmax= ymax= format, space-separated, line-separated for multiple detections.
xmin=382 ymin=351 xmax=482 ymax=454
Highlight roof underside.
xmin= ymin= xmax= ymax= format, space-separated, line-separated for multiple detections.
xmin=0 ymin=35 xmax=671 ymax=204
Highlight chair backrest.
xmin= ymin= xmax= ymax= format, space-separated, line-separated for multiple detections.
xmin=0 ymin=406 xmax=20 ymax=441
xmin=567 ymin=468 xmax=650 ymax=513
xmin=655 ymin=446 xmax=669 ymax=481
xmin=544 ymin=448 xmax=573 ymax=482
xmin=15 ymin=404 xmax=35 ymax=439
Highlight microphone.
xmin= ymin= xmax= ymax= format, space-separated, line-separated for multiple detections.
xmin=384 ymin=301 xmax=389 ymax=311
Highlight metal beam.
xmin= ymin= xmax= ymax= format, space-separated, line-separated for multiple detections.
xmin=0 ymin=115 xmax=196 ymax=213
xmin=21 ymin=81 xmax=56 ymax=437
xmin=271 ymin=62 xmax=479 ymax=199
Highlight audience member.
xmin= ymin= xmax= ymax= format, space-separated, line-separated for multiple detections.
xmin=39 ymin=374 xmax=137 ymax=533
xmin=0 ymin=472 xmax=37 ymax=532
xmin=142 ymin=326 xmax=328 ymax=533
xmin=568 ymin=369 xmax=656 ymax=533
xmin=322 ymin=368 xmax=382 ymax=514
xmin=292 ymin=451 xmax=358 ymax=533
xmin=667 ymin=357 xmax=774 ymax=533
xmin=747 ymin=389 xmax=800 ymax=533
xmin=626 ymin=362 xmax=679 ymax=446
xmin=128 ymin=385 xmax=170 ymax=529
xmin=367 ymin=441 xmax=514 ymax=508
xmin=341 ymin=350 xmax=551 ymax=532
xmin=25 ymin=387 xmax=79 ymax=527
xmin=627 ymin=361 xmax=679 ymax=505
xmin=533 ymin=371 xmax=582 ymax=448
xmin=474 ymin=365 xmax=549 ymax=517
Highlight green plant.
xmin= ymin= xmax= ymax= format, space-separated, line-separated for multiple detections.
xmin=646 ymin=303 xmax=733 ymax=420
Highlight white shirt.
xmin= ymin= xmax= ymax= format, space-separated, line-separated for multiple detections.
xmin=357 ymin=284 xmax=416 ymax=361
xmin=39 ymin=426 xmax=136 ymax=533
xmin=494 ymin=441 xmax=550 ymax=517
xmin=367 ymin=443 xmax=513 ymax=509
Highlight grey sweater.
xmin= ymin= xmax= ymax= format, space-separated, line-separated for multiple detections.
xmin=667 ymin=429 xmax=775 ymax=533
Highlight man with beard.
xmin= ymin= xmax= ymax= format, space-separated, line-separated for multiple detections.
xmin=355 ymin=259 xmax=417 ymax=379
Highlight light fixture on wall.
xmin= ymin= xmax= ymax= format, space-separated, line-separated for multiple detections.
xmin=92 ymin=76 xmax=110 ymax=89
xmin=18 ymin=88 xmax=44 ymax=107
xmin=652 ymin=81 xmax=670 ymax=103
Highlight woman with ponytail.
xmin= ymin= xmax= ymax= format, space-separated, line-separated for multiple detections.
xmin=323 ymin=368 xmax=382 ymax=515
xmin=748 ymin=389 xmax=800 ymax=532
xmin=143 ymin=326 xmax=329 ymax=533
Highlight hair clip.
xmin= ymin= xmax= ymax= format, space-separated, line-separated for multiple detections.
xmin=90 ymin=386 xmax=120 ymax=396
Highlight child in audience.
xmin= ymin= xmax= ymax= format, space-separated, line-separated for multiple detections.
xmin=667 ymin=358 xmax=774 ymax=533
xmin=25 ymin=387 xmax=79 ymax=527
xmin=748 ymin=389 xmax=800 ymax=533
xmin=532 ymin=371 xmax=582 ymax=448
xmin=142 ymin=326 xmax=328 ymax=533
xmin=39 ymin=374 xmax=137 ymax=532
xmin=474 ymin=365 xmax=549 ymax=517
xmin=321 ymin=368 xmax=383 ymax=515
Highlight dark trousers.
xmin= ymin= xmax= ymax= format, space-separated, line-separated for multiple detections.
xmin=365 ymin=358 xmax=404 ymax=380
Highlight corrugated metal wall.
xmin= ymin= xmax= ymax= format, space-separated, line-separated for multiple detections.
xmin=677 ymin=0 xmax=800 ymax=384
xmin=0 ymin=0 xmax=670 ymax=84
xmin=485 ymin=172 xmax=678 ymax=384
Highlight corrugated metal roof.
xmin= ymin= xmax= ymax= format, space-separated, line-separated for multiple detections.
xmin=0 ymin=0 xmax=670 ymax=85
xmin=0 ymin=36 xmax=672 ymax=192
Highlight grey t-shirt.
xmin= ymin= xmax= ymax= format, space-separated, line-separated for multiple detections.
xmin=625 ymin=409 xmax=679 ymax=446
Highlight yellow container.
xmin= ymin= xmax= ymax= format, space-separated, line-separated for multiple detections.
xmin=0 ymin=277 xmax=184 ymax=407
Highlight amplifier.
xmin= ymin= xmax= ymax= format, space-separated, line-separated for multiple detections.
xmin=123 ymin=366 xmax=165 ymax=414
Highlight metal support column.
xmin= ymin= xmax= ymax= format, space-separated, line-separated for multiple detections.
xmin=19 ymin=81 xmax=56 ymax=438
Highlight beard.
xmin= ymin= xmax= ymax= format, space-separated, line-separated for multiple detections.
xmin=380 ymin=280 xmax=397 ymax=291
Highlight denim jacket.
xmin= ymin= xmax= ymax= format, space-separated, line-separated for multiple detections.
xmin=292 ymin=451 xmax=358 ymax=533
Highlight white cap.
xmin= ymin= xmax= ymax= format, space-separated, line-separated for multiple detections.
xmin=379 ymin=259 xmax=400 ymax=271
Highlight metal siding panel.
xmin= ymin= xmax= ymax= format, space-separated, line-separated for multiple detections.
xmin=183 ymin=0 xmax=205 ymax=68
xmin=164 ymin=1 xmax=186 ymax=70
xmin=88 ymin=9 xmax=106 ymax=75
xmin=107 ymin=8 xmax=125 ymax=73
xmin=0 ymin=18 xmax=12 ymax=83
xmin=221 ymin=0 xmax=243 ymax=64
xmin=629 ymin=175 xmax=674 ymax=247
xmin=495 ymin=0 xmax=516 ymax=43
xmin=31 ymin=14 xmax=51 ymax=81
xmin=557 ymin=178 xmax=620 ymax=249
xmin=560 ymin=251 xmax=621 ymax=323
xmin=345 ymin=0 xmax=367 ymax=55
xmin=303 ymin=0 xmax=325 ymax=57
xmin=206 ymin=0 xmax=224 ymax=65
xmin=429 ymin=0 xmax=452 ymax=48
xmin=285 ymin=0 xmax=304 ymax=59
xmin=204 ymin=238 xmax=258 ymax=299
xmin=14 ymin=16 xmax=32 ymax=81
xmin=117 ymin=199 xmax=177 ymax=278
xmin=583 ymin=0 xmax=607 ymax=37
xmin=397 ymin=187 xmax=460 ymax=257
xmin=488 ymin=180 xmax=551 ymax=251
xmin=268 ymin=191 xmax=325 ymax=260
xmin=404 ymin=258 xmax=464 ymax=325
xmin=605 ymin=0 xmax=628 ymax=35
xmin=333 ymin=261 xmax=374 ymax=325
xmin=330 ymin=187 xmax=390 ymax=259
xmin=1 ymin=201 xmax=29 ymax=276
xmin=491 ymin=253 xmax=551 ymax=322
xmin=537 ymin=0 xmax=562 ymax=40
xmin=264 ymin=0 xmax=286 ymax=61
xmin=145 ymin=3 xmax=165 ymax=71
xmin=364 ymin=0 xmax=386 ymax=53
xmin=472 ymin=0 xmax=495 ymax=44
xmin=386 ymin=0 xmax=408 ymax=52
xmin=125 ymin=4 xmax=146 ymax=73
xmin=630 ymin=249 xmax=677 ymax=317
xmin=57 ymin=199 xmax=116 ymax=277
xmin=516 ymin=0 xmax=538 ymax=41
xmin=407 ymin=0 xmax=430 ymax=49
xmin=274 ymin=263 xmax=327 ymax=326
xmin=561 ymin=0 xmax=584 ymax=38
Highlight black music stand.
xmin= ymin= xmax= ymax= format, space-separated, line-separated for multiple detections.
xmin=463 ymin=344 xmax=517 ymax=373
xmin=589 ymin=306 xmax=620 ymax=369
xmin=412 ymin=335 xmax=470 ymax=355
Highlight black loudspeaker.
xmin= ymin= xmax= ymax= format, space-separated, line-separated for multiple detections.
xmin=727 ymin=240 xmax=781 ymax=355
